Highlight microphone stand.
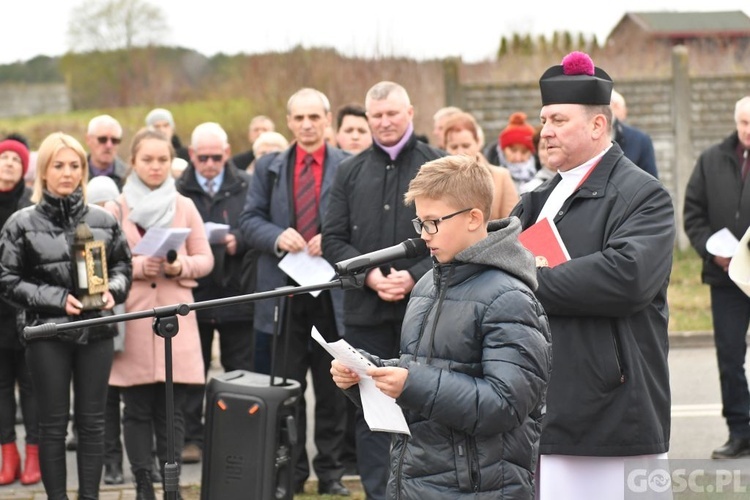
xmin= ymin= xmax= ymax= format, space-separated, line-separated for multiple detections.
xmin=24 ymin=273 xmax=365 ymax=500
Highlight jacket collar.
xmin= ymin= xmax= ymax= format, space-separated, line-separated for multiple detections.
xmin=431 ymin=260 xmax=485 ymax=294
xmin=268 ymin=143 xmax=343 ymax=178
xmin=178 ymin=162 xmax=246 ymax=196
xmin=526 ymin=142 xmax=625 ymax=205
xmin=572 ymin=142 xmax=624 ymax=199
xmin=371 ymin=132 xmax=419 ymax=164
xmin=38 ymin=187 xmax=86 ymax=227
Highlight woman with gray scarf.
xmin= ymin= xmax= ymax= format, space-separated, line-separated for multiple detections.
xmin=105 ymin=128 xmax=213 ymax=500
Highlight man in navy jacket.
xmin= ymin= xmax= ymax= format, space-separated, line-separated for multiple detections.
xmin=239 ymin=88 xmax=350 ymax=496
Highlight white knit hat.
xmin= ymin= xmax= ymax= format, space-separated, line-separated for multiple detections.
xmin=145 ymin=108 xmax=175 ymax=127
xmin=87 ymin=176 xmax=120 ymax=205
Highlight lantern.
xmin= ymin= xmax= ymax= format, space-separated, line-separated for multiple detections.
xmin=71 ymin=222 xmax=108 ymax=310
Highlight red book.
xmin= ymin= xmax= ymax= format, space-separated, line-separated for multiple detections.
xmin=518 ymin=218 xmax=571 ymax=268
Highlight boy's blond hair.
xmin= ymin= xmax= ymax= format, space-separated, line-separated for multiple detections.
xmin=404 ymin=155 xmax=494 ymax=221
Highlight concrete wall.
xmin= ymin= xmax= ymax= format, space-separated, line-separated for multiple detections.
xmin=455 ymin=46 xmax=750 ymax=249
xmin=0 ymin=83 xmax=71 ymax=118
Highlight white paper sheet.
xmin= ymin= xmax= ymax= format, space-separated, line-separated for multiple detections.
xmin=729 ymin=226 xmax=750 ymax=297
xmin=706 ymin=227 xmax=739 ymax=258
xmin=132 ymin=227 xmax=191 ymax=257
xmin=311 ymin=328 xmax=411 ymax=435
xmin=204 ymin=222 xmax=230 ymax=244
xmin=277 ymin=250 xmax=336 ymax=297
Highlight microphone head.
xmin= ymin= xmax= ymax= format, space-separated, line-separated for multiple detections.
xmin=403 ymin=238 xmax=428 ymax=258
xmin=166 ymin=249 xmax=177 ymax=263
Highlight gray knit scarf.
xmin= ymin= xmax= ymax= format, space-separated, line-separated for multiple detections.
xmin=122 ymin=171 xmax=177 ymax=229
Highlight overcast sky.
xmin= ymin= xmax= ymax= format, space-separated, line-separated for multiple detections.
xmin=3 ymin=0 xmax=749 ymax=65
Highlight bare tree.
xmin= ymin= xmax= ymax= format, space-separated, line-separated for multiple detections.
xmin=67 ymin=0 xmax=169 ymax=53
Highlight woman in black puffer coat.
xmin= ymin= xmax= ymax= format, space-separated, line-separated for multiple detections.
xmin=0 ymin=137 xmax=37 ymax=487
xmin=0 ymin=132 xmax=132 ymax=500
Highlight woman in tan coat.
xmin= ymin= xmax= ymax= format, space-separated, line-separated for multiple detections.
xmin=442 ymin=112 xmax=519 ymax=219
xmin=106 ymin=128 xmax=213 ymax=498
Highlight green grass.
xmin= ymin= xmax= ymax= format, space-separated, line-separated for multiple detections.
xmin=669 ymin=248 xmax=712 ymax=332
xmin=0 ymin=98 xmax=261 ymax=155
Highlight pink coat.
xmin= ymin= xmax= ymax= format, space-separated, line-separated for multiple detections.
xmin=105 ymin=194 xmax=214 ymax=387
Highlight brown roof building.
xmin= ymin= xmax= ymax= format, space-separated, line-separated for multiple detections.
xmin=603 ymin=11 xmax=750 ymax=75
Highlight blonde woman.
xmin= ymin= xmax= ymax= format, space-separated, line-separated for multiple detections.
xmin=0 ymin=132 xmax=132 ymax=499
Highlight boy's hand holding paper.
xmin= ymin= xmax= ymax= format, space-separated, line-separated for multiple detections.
xmin=312 ymin=328 xmax=410 ymax=435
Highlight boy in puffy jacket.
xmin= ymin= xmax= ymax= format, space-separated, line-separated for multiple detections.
xmin=331 ymin=155 xmax=552 ymax=499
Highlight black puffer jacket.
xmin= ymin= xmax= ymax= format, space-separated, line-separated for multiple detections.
xmin=0 ymin=188 xmax=132 ymax=343
xmin=0 ymin=182 xmax=33 ymax=349
xmin=358 ymin=218 xmax=552 ymax=499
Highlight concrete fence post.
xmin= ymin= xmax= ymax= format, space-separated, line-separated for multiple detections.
xmin=672 ymin=45 xmax=692 ymax=251
xmin=443 ymin=57 xmax=462 ymax=108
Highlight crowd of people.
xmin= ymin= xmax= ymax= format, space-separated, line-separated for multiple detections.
xmin=0 ymin=48 xmax=749 ymax=500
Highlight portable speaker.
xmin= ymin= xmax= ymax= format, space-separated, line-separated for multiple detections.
xmin=200 ymin=370 xmax=301 ymax=500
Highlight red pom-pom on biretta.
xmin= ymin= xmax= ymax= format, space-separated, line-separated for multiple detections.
xmin=561 ymin=51 xmax=595 ymax=76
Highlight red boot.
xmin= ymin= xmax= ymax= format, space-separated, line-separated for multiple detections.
xmin=0 ymin=442 xmax=21 ymax=485
xmin=20 ymin=444 xmax=41 ymax=485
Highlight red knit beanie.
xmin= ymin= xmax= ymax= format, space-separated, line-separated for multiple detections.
xmin=0 ymin=139 xmax=30 ymax=176
xmin=499 ymin=112 xmax=535 ymax=153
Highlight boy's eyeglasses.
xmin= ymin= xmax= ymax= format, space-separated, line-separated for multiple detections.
xmin=412 ymin=208 xmax=472 ymax=235
xmin=97 ymin=136 xmax=122 ymax=145
xmin=197 ymin=154 xmax=224 ymax=163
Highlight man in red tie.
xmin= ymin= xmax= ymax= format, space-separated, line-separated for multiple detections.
xmin=239 ymin=88 xmax=351 ymax=496
xmin=685 ymin=95 xmax=750 ymax=459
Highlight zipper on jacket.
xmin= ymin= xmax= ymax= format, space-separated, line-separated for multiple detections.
xmin=395 ymin=434 xmax=409 ymax=499
xmin=412 ymin=264 xmax=454 ymax=362
xmin=458 ymin=435 xmax=480 ymax=492
xmin=412 ymin=266 xmax=441 ymax=358
xmin=426 ymin=265 xmax=455 ymax=364
xmin=468 ymin=436 xmax=480 ymax=492
xmin=611 ymin=331 xmax=625 ymax=384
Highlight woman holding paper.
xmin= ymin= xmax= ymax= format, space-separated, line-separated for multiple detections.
xmin=105 ymin=127 xmax=212 ymax=497
xmin=0 ymin=132 xmax=132 ymax=499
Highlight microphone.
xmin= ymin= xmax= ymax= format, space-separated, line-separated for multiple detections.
xmin=334 ymin=238 xmax=428 ymax=275
xmin=164 ymin=249 xmax=179 ymax=279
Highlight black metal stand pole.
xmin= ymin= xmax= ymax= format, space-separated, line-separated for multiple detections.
xmin=22 ymin=274 xmax=366 ymax=498
xmin=153 ymin=315 xmax=181 ymax=500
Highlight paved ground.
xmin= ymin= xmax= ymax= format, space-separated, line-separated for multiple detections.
xmin=0 ymin=330 xmax=740 ymax=499
xmin=0 ymin=341 xmax=347 ymax=499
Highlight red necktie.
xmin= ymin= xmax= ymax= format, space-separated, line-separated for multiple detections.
xmin=295 ymin=154 xmax=318 ymax=241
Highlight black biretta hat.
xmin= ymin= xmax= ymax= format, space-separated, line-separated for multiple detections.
xmin=539 ymin=51 xmax=613 ymax=106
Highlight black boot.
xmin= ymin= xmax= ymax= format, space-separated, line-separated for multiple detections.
xmin=103 ymin=462 xmax=124 ymax=485
xmin=134 ymin=469 xmax=156 ymax=500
